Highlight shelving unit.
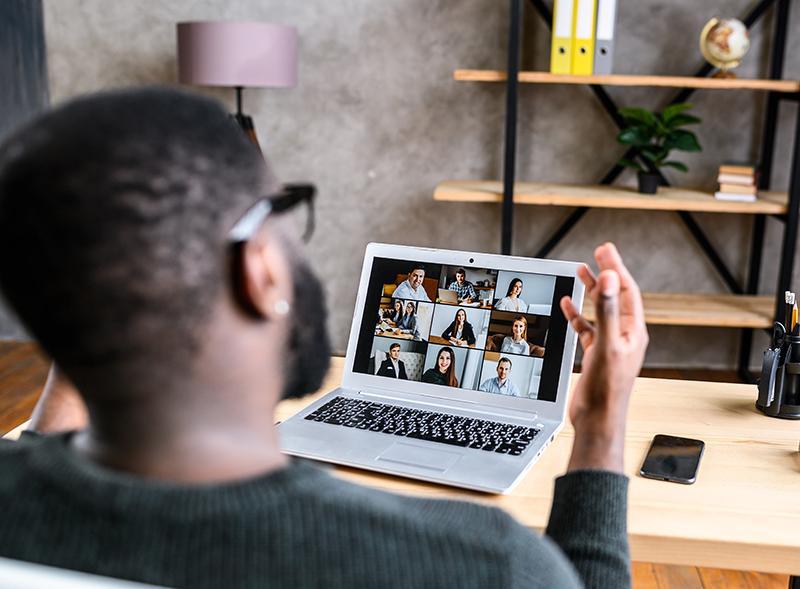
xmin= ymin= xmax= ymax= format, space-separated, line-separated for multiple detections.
xmin=453 ymin=69 xmax=800 ymax=92
xmin=435 ymin=181 xmax=789 ymax=215
xmin=582 ymin=293 xmax=774 ymax=329
xmin=433 ymin=0 xmax=800 ymax=380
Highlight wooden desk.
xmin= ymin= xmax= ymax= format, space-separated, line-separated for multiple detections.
xmin=277 ymin=358 xmax=800 ymax=576
xmin=436 ymin=300 xmax=493 ymax=310
xmin=428 ymin=335 xmax=476 ymax=348
xmin=374 ymin=329 xmax=415 ymax=340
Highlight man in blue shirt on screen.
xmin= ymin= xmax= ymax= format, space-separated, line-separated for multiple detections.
xmin=391 ymin=264 xmax=431 ymax=301
xmin=448 ymin=268 xmax=477 ymax=303
xmin=479 ymin=357 xmax=521 ymax=397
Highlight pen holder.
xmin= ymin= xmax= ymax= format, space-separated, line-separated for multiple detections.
xmin=756 ymin=331 xmax=800 ymax=419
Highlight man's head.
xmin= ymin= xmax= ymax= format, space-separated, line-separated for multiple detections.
xmin=408 ymin=265 xmax=425 ymax=289
xmin=0 ymin=87 xmax=330 ymax=401
xmin=455 ymin=268 xmax=466 ymax=285
xmin=497 ymin=357 xmax=512 ymax=381
xmin=389 ymin=343 xmax=400 ymax=359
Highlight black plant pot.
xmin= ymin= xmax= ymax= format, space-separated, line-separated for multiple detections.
xmin=637 ymin=172 xmax=660 ymax=194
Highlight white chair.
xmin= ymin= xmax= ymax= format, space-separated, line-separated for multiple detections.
xmin=0 ymin=557 xmax=168 ymax=589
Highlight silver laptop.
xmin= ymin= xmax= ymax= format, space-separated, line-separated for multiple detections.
xmin=278 ymin=244 xmax=584 ymax=494
xmin=437 ymin=288 xmax=459 ymax=304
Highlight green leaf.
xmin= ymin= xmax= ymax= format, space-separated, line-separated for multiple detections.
xmin=619 ymin=107 xmax=658 ymax=130
xmin=639 ymin=144 xmax=666 ymax=156
xmin=661 ymin=103 xmax=694 ymax=124
xmin=619 ymin=157 xmax=644 ymax=171
xmin=617 ymin=126 xmax=652 ymax=146
xmin=663 ymin=129 xmax=702 ymax=152
xmin=640 ymin=149 xmax=666 ymax=163
xmin=666 ymin=114 xmax=701 ymax=128
xmin=662 ymin=161 xmax=689 ymax=172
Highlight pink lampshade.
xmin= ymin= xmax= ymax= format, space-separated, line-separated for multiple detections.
xmin=177 ymin=21 xmax=297 ymax=88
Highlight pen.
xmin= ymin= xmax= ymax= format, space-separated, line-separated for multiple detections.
xmin=793 ymin=295 xmax=799 ymax=336
xmin=785 ymin=291 xmax=795 ymax=333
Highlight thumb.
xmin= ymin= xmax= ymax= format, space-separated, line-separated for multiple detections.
xmin=595 ymin=270 xmax=620 ymax=345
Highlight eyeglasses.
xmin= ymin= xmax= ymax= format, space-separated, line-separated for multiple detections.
xmin=228 ymin=183 xmax=316 ymax=244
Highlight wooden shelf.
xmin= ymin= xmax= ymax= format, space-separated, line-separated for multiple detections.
xmin=583 ymin=293 xmax=774 ymax=328
xmin=434 ymin=180 xmax=788 ymax=215
xmin=454 ymin=69 xmax=800 ymax=93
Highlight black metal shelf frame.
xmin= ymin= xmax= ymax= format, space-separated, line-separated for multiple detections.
xmin=499 ymin=0 xmax=800 ymax=387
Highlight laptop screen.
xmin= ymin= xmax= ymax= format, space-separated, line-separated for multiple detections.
xmin=352 ymin=257 xmax=575 ymax=402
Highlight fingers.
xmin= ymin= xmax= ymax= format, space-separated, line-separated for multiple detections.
xmin=560 ymin=296 xmax=594 ymax=349
xmin=577 ymin=263 xmax=597 ymax=291
xmin=594 ymin=270 xmax=620 ymax=345
xmin=593 ymin=242 xmax=644 ymax=327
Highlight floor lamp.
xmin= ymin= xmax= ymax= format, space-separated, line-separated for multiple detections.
xmin=177 ymin=21 xmax=298 ymax=151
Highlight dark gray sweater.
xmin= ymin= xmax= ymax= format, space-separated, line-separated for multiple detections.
xmin=0 ymin=433 xmax=630 ymax=588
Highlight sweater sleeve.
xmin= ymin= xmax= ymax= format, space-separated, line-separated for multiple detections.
xmin=544 ymin=470 xmax=631 ymax=589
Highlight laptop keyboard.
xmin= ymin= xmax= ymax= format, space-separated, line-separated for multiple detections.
xmin=304 ymin=396 xmax=540 ymax=456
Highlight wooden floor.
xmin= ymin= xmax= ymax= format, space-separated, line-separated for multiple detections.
xmin=0 ymin=342 xmax=789 ymax=588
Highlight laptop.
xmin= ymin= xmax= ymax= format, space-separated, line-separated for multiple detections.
xmin=278 ymin=244 xmax=584 ymax=494
xmin=437 ymin=288 xmax=459 ymax=304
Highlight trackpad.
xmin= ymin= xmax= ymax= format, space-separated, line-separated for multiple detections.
xmin=377 ymin=443 xmax=461 ymax=472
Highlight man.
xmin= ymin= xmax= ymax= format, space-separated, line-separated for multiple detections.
xmin=479 ymin=357 xmax=522 ymax=397
xmin=376 ymin=343 xmax=408 ymax=379
xmin=448 ymin=268 xmax=477 ymax=303
xmin=0 ymin=88 xmax=648 ymax=589
xmin=391 ymin=264 xmax=431 ymax=301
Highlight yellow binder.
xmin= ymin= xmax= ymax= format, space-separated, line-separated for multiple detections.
xmin=550 ymin=0 xmax=575 ymax=74
xmin=571 ymin=0 xmax=597 ymax=75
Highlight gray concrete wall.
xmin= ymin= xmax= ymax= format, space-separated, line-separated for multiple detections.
xmin=33 ymin=0 xmax=800 ymax=368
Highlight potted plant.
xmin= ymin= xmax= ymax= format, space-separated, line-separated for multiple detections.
xmin=617 ymin=103 xmax=702 ymax=194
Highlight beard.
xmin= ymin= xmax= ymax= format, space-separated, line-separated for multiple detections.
xmin=281 ymin=258 xmax=332 ymax=399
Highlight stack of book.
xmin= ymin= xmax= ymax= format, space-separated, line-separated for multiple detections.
xmin=715 ymin=163 xmax=758 ymax=202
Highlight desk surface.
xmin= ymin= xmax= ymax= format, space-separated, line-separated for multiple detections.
xmin=277 ymin=358 xmax=800 ymax=576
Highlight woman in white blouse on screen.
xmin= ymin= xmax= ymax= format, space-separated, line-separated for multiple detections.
xmin=494 ymin=278 xmax=527 ymax=312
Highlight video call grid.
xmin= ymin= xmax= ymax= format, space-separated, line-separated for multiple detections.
xmin=368 ymin=261 xmax=555 ymax=398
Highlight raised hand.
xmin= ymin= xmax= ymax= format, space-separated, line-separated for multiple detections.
xmin=559 ymin=243 xmax=649 ymax=473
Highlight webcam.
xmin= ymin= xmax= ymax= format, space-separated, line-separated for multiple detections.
xmin=469 ymin=257 xmax=474 ymax=264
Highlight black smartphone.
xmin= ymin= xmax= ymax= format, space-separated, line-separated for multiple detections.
xmin=640 ymin=434 xmax=705 ymax=484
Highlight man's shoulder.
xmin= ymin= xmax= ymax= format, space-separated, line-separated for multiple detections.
xmin=0 ymin=432 xmax=45 ymax=492
xmin=310 ymin=473 xmax=533 ymax=548
xmin=308 ymin=477 xmax=582 ymax=587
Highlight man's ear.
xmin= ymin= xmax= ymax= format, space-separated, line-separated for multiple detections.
xmin=231 ymin=235 xmax=292 ymax=321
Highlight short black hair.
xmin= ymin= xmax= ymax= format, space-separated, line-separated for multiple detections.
xmin=455 ymin=268 xmax=466 ymax=276
xmin=389 ymin=343 xmax=400 ymax=351
xmin=0 ymin=87 xmax=268 ymax=367
xmin=409 ymin=264 xmax=425 ymax=274
xmin=499 ymin=357 xmax=512 ymax=367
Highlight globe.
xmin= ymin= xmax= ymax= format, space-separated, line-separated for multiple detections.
xmin=700 ymin=17 xmax=750 ymax=77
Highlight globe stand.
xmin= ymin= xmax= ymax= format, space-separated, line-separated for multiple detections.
xmin=711 ymin=69 xmax=738 ymax=79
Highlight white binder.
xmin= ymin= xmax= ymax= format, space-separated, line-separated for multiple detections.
xmin=593 ymin=0 xmax=617 ymax=75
